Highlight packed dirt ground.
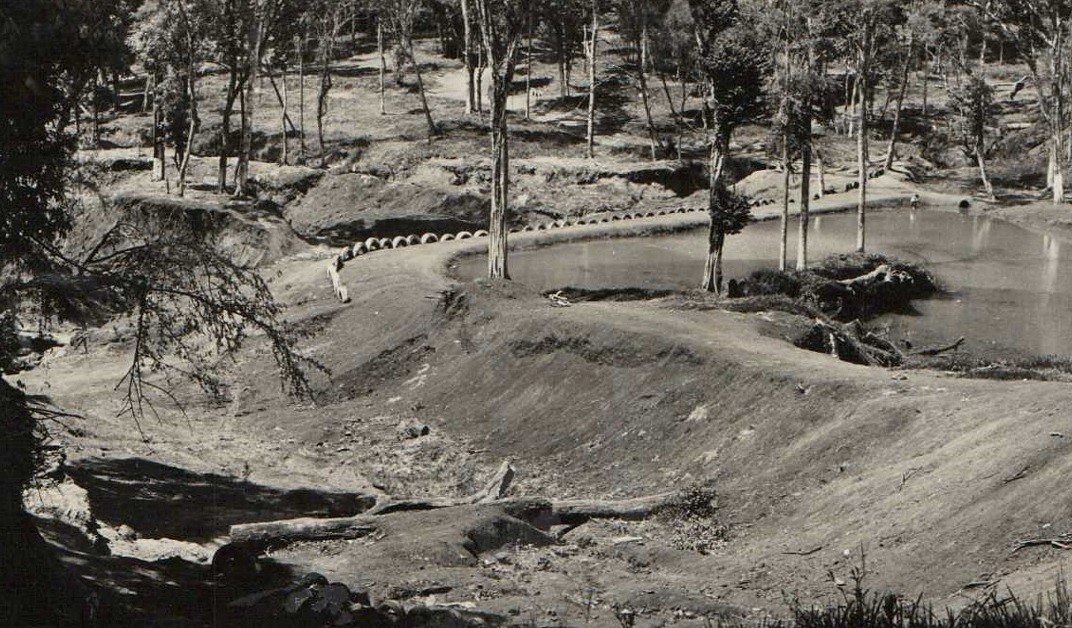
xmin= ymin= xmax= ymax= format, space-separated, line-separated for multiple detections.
xmin=15 ymin=32 xmax=1072 ymax=627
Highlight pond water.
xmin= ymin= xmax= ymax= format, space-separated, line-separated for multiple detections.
xmin=456 ymin=209 xmax=1072 ymax=358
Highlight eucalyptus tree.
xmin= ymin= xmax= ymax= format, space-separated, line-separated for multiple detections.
xmin=618 ymin=0 xmax=667 ymax=160
xmin=473 ymin=0 xmax=528 ymax=278
xmin=753 ymin=0 xmax=839 ymax=270
xmin=379 ymin=0 xmax=439 ymax=138
xmin=951 ymin=74 xmax=998 ymax=199
xmin=967 ymin=0 xmax=1072 ymax=204
xmin=649 ymin=0 xmax=698 ymax=160
xmin=541 ymin=0 xmax=587 ymax=98
xmin=130 ymin=0 xmax=209 ymax=196
xmin=235 ymin=0 xmax=288 ymax=196
xmin=689 ymin=0 xmax=767 ymax=292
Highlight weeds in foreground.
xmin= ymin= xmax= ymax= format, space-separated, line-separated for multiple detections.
xmin=708 ymin=554 xmax=1072 ymax=628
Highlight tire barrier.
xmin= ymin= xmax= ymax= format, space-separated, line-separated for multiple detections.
xmin=326 ymin=262 xmax=350 ymax=303
xmin=330 ymin=202 xmax=713 ymax=300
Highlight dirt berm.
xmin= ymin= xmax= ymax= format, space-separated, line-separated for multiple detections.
xmin=314 ymin=226 xmax=1072 ymax=608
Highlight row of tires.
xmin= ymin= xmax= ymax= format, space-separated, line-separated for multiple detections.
xmin=333 ymin=207 xmax=710 ymax=270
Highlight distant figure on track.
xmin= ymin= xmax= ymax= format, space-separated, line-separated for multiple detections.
xmin=1009 ymin=75 xmax=1029 ymax=101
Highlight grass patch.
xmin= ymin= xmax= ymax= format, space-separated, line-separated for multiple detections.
xmin=911 ymin=353 xmax=1072 ymax=382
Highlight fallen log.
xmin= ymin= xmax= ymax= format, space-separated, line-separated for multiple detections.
xmin=231 ymin=516 xmax=378 ymax=545
xmin=228 ymin=493 xmax=679 ymax=546
xmin=550 ymin=492 xmax=678 ymax=526
xmin=910 ymin=336 xmax=965 ymax=356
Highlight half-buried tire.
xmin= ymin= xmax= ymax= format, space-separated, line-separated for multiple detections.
xmin=474 ymin=229 xmax=489 ymax=237
xmin=420 ymin=233 xmax=439 ymax=244
xmin=365 ymin=237 xmax=380 ymax=251
xmin=441 ymin=233 xmax=455 ymax=241
xmin=456 ymin=231 xmax=473 ymax=240
xmin=391 ymin=236 xmax=408 ymax=248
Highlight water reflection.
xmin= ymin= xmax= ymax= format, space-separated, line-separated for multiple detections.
xmin=458 ymin=209 xmax=1072 ymax=357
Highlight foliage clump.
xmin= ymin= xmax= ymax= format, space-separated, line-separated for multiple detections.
xmin=659 ymin=482 xmax=728 ymax=555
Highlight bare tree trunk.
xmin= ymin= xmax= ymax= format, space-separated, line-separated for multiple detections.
xmin=378 ymin=22 xmax=387 ymax=115
xmin=408 ymin=45 xmax=437 ymax=140
xmin=921 ymin=65 xmax=928 ymax=116
xmin=975 ymin=143 xmax=994 ymax=200
xmin=219 ymin=68 xmax=239 ymax=193
xmin=279 ymin=65 xmax=289 ymax=165
xmin=857 ymin=71 xmax=868 ymax=253
xmin=297 ymin=35 xmax=306 ymax=160
xmin=797 ymin=139 xmax=812 ymax=270
xmin=525 ymin=14 xmax=534 ymax=119
xmin=151 ymin=76 xmax=165 ymax=182
xmin=177 ymin=73 xmax=199 ymax=197
xmin=883 ymin=35 xmax=913 ymax=171
xmin=585 ymin=0 xmax=598 ymax=159
xmin=236 ymin=13 xmax=266 ymax=197
xmin=476 ymin=43 xmax=485 ymax=113
xmin=779 ymin=137 xmax=790 ymax=271
xmin=701 ymin=137 xmax=727 ymax=293
xmin=816 ymin=147 xmax=825 ymax=197
xmin=460 ymin=0 xmax=475 ymax=114
xmin=488 ymin=81 xmax=510 ymax=279
xmin=638 ymin=22 xmax=657 ymax=161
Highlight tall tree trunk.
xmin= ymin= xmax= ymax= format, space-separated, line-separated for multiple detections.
xmin=488 ymin=79 xmax=510 ymax=279
xmin=151 ymin=76 xmax=165 ymax=182
xmin=219 ymin=68 xmax=239 ymax=193
xmin=779 ymin=136 xmax=790 ymax=272
xmin=525 ymin=15 xmax=533 ymax=120
xmin=236 ymin=14 xmax=266 ymax=196
xmin=883 ymin=35 xmax=913 ymax=171
xmin=975 ymin=142 xmax=994 ymax=200
xmin=177 ymin=73 xmax=199 ymax=197
xmin=476 ymin=43 xmax=485 ymax=113
xmin=408 ymin=44 xmax=437 ymax=139
xmin=702 ymin=136 xmax=727 ymax=293
xmin=460 ymin=0 xmax=474 ymax=114
xmin=280 ymin=65 xmax=289 ymax=165
xmin=297 ymin=35 xmax=307 ymax=159
xmin=857 ymin=71 xmax=868 ymax=253
xmin=797 ymin=137 xmax=812 ymax=270
xmin=816 ymin=147 xmax=825 ymax=197
xmin=637 ymin=22 xmax=657 ymax=161
xmin=921 ymin=65 xmax=928 ymax=116
xmin=585 ymin=0 xmax=598 ymax=159
xmin=378 ymin=22 xmax=387 ymax=114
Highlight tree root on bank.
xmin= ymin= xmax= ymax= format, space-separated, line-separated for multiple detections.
xmin=227 ymin=461 xmax=679 ymax=547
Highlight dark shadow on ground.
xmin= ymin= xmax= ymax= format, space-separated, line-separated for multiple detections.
xmin=35 ymin=515 xmax=299 ymax=627
xmin=67 ymin=458 xmax=377 ymax=542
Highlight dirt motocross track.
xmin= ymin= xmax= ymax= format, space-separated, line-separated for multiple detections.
xmin=17 ymin=207 xmax=1072 ymax=626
